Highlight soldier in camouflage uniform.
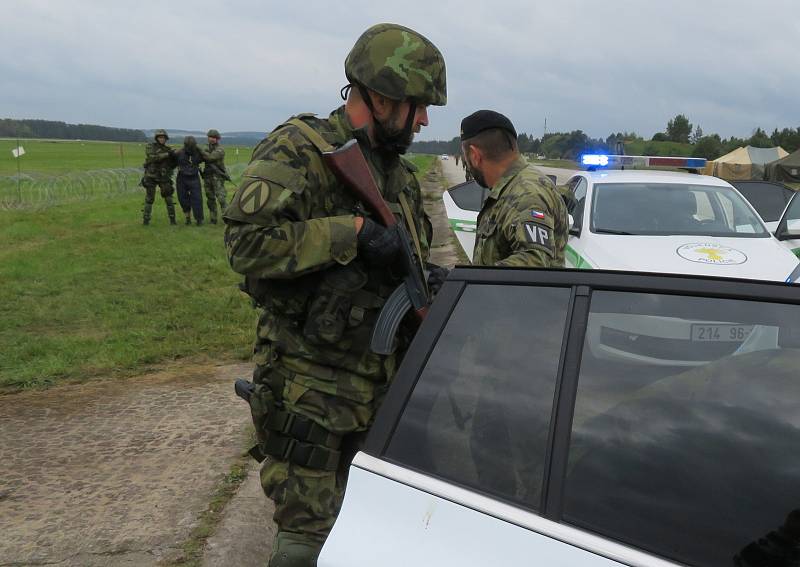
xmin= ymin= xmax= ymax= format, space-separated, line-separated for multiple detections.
xmin=223 ymin=23 xmax=446 ymax=567
xmin=200 ymin=129 xmax=228 ymax=224
xmin=141 ymin=129 xmax=177 ymax=225
xmin=462 ymin=110 xmax=568 ymax=266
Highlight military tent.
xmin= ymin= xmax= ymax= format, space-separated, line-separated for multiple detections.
xmin=765 ymin=148 xmax=800 ymax=184
xmin=703 ymin=145 xmax=789 ymax=180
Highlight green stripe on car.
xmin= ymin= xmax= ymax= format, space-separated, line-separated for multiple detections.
xmin=566 ymin=245 xmax=593 ymax=269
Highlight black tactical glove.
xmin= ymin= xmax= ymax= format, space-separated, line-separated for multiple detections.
xmin=426 ymin=263 xmax=450 ymax=296
xmin=356 ymin=218 xmax=402 ymax=267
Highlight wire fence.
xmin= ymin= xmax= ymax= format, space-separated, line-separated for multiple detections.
xmin=0 ymin=164 xmax=247 ymax=210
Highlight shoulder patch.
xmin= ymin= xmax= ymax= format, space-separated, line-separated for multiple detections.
xmin=238 ymin=179 xmax=270 ymax=215
xmin=523 ymin=221 xmax=554 ymax=254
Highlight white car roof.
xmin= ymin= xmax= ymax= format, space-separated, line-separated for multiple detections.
xmin=580 ymin=170 xmax=732 ymax=187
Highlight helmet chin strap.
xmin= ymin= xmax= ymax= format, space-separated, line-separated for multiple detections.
xmin=356 ymin=84 xmax=416 ymax=155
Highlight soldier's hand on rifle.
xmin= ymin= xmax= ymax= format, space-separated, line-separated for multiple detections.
xmin=426 ymin=263 xmax=449 ymax=296
xmin=356 ymin=217 xmax=402 ymax=267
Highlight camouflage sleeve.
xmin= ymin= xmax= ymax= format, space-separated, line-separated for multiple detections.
xmin=223 ymin=128 xmax=358 ymax=280
xmin=200 ymin=146 xmax=225 ymax=165
xmin=496 ymin=185 xmax=566 ymax=268
xmin=145 ymin=144 xmax=174 ymax=166
xmin=410 ymin=175 xmax=433 ymax=262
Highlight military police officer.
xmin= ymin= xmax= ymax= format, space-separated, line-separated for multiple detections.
xmin=463 ymin=110 xmax=568 ymax=266
xmin=141 ymin=129 xmax=177 ymax=225
xmin=200 ymin=129 xmax=228 ymax=224
xmin=224 ymin=23 xmax=446 ymax=567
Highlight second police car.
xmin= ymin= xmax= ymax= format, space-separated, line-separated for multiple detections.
xmin=443 ymin=154 xmax=800 ymax=282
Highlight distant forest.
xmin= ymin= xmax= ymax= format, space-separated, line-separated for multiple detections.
xmin=0 ymin=119 xmax=146 ymax=142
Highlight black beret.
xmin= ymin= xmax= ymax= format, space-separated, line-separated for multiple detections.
xmin=460 ymin=110 xmax=517 ymax=141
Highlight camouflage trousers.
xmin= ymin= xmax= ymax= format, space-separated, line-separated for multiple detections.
xmin=255 ymin=361 xmax=378 ymax=567
xmin=203 ymin=176 xmax=227 ymax=222
xmin=142 ymin=178 xmax=176 ymax=222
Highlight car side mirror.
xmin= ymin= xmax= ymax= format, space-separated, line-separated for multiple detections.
xmin=776 ymin=219 xmax=800 ymax=241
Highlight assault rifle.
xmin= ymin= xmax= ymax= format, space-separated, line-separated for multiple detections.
xmin=204 ymin=162 xmax=233 ymax=183
xmin=322 ymin=139 xmax=429 ymax=355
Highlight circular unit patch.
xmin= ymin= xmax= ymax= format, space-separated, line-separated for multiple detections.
xmin=676 ymin=243 xmax=747 ymax=265
xmin=238 ymin=180 xmax=270 ymax=215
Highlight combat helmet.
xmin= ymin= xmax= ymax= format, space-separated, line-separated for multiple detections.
xmin=207 ymin=129 xmax=221 ymax=138
xmin=154 ymin=129 xmax=169 ymax=141
xmin=345 ymin=23 xmax=447 ymax=106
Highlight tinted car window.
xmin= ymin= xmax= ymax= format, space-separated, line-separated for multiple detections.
xmin=386 ymin=284 xmax=570 ymax=510
xmin=731 ymin=181 xmax=793 ymax=222
xmin=448 ymin=181 xmax=487 ymax=212
xmin=564 ymin=290 xmax=800 ymax=567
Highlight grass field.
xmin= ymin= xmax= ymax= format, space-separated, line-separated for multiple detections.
xmin=623 ymin=139 xmax=694 ymax=157
xmin=0 ymin=139 xmax=253 ymax=176
xmin=528 ymin=158 xmax=579 ymax=170
xmin=0 ymin=190 xmax=255 ymax=390
xmin=407 ymin=153 xmax=436 ymax=175
xmin=0 ymin=146 xmax=441 ymax=390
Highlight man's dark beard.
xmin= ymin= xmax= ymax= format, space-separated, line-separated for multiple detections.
xmin=465 ymin=155 xmax=488 ymax=188
xmin=374 ymin=104 xmax=416 ymax=155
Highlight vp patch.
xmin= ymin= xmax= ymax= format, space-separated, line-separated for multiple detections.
xmin=238 ymin=180 xmax=270 ymax=215
xmin=523 ymin=221 xmax=553 ymax=253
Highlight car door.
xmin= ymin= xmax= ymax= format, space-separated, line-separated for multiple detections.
xmin=730 ymin=180 xmax=794 ymax=232
xmin=319 ymin=269 xmax=800 ymax=567
xmin=442 ymin=180 xmax=487 ymax=262
xmin=564 ymin=176 xmax=593 ymax=268
xmin=775 ymin=191 xmax=800 ymax=257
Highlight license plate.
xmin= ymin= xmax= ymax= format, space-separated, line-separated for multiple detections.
xmin=690 ymin=324 xmax=752 ymax=342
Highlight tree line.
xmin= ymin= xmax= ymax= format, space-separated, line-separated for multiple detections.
xmin=412 ymin=115 xmax=800 ymax=161
xmin=0 ymin=119 xmax=147 ymax=142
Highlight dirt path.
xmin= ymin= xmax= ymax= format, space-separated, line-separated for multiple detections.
xmin=0 ymin=361 xmax=269 ymax=566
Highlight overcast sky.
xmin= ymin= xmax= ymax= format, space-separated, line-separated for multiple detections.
xmin=2 ymin=0 xmax=798 ymax=141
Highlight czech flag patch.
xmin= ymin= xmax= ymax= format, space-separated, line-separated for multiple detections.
xmin=531 ymin=210 xmax=545 ymax=220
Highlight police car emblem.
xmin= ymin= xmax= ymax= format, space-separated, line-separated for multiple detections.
xmin=239 ymin=180 xmax=270 ymax=215
xmin=677 ymin=243 xmax=747 ymax=265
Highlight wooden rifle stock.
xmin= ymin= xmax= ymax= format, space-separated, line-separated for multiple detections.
xmin=322 ymin=139 xmax=429 ymax=351
xmin=322 ymin=139 xmax=397 ymax=227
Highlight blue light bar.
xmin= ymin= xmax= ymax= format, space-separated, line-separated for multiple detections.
xmin=582 ymin=154 xmax=609 ymax=167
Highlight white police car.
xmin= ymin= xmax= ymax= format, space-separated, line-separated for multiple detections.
xmin=443 ymin=155 xmax=800 ymax=282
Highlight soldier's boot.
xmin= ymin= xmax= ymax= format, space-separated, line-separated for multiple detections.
xmin=268 ymin=532 xmax=322 ymax=567
xmin=196 ymin=219 xmax=204 ymax=226
xmin=209 ymin=214 xmax=217 ymax=225
xmin=185 ymin=212 xmax=192 ymax=225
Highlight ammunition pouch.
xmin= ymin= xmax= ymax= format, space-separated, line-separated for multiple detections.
xmin=302 ymin=264 xmax=377 ymax=345
xmin=246 ymin=380 xmax=342 ymax=471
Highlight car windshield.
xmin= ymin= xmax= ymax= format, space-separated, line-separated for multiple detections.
xmin=591 ymin=182 xmax=769 ymax=237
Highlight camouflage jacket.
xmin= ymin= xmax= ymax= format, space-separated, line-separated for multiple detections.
xmin=224 ymin=106 xmax=432 ymax=405
xmin=143 ymin=142 xmax=176 ymax=179
xmin=473 ymin=156 xmax=568 ymax=267
xmin=200 ymin=143 xmax=226 ymax=178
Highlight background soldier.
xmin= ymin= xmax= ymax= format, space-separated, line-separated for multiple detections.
xmin=200 ymin=129 xmax=228 ymax=224
xmin=224 ymin=23 xmax=446 ymax=567
xmin=175 ymin=136 xmax=205 ymax=225
xmin=141 ymin=129 xmax=177 ymax=225
xmin=462 ymin=110 xmax=568 ymax=266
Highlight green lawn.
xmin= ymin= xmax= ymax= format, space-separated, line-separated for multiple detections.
xmin=407 ymin=153 xmax=436 ymax=176
xmin=0 ymin=139 xmax=253 ymax=176
xmin=0 ymin=191 xmax=255 ymax=389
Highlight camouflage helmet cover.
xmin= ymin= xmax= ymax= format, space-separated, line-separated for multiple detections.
xmin=207 ymin=129 xmax=221 ymax=138
xmin=154 ymin=129 xmax=169 ymax=140
xmin=345 ymin=23 xmax=447 ymax=106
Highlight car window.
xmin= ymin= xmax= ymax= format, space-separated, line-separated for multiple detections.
xmin=448 ymin=181 xmax=487 ymax=212
xmin=563 ymin=290 xmax=800 ymax=567
xmin=385 ymin=284 xmax=570 ymax=510
xmin=591 ymin=183 xmax=769 ymax=237
xmin=778 ymin=193 xmax=800 ymax=236
xmin=731 ymin=181 xmax=793 ymax=222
